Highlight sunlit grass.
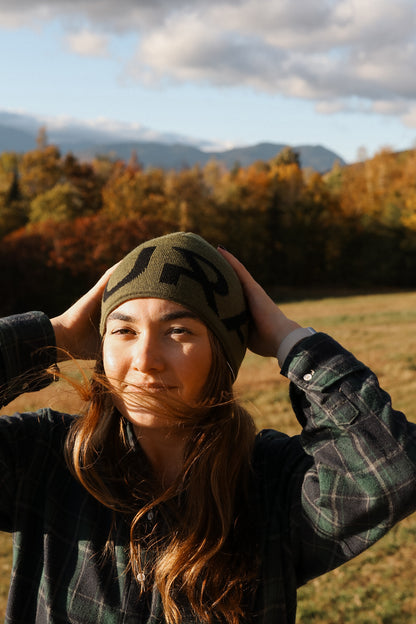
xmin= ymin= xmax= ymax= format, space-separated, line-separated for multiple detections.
xmin=1 ymin=290 xmax=416 ymax=621
xmin=296 ymin=515 xmax=416 ymax=623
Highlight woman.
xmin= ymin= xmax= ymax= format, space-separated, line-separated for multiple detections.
xmin=1 ymin=231 xmax=416 ymax=624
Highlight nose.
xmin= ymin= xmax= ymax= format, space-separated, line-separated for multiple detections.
xmin=132 ymin=332 xmax=164 ymax=373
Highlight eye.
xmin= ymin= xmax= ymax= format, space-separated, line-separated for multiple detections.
xmin=168 ymin=326 xmax=192 ymax=336
xmin=110 ymin=326 xmax=135 ymax=336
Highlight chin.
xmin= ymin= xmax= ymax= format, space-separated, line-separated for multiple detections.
xmin=122 ymin=407 xmax=176 ymax=432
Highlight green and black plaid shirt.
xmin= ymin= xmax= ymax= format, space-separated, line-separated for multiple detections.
xmin=1 ymin=312 xmax=416 ymax=623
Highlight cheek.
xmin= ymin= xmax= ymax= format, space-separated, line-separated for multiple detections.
xmin=102 ymin=343 xmax=124 ymax=381
xmin=199 ymin=346 xmax=213 ymax=381
xmin=102 ymin=345 xmax=111 ymax=377
xmin=181 ymin=344 xmax=213 ymax=396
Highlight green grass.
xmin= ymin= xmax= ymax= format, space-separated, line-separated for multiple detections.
xmin=2 ymin=290 xmax=416 ymax=621
xmin=238 ymin=291 xmax=416 ymax=622
xmin=296 ymin=517 xmax=416 ymax=623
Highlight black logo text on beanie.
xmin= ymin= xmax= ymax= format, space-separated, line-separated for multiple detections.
xmin=102 ymin=243 xmax=247 ymax=347
xmin=102 ymin=246 xmax=156 ymax=303
xmin=160 ymin=246 xmax=228 ymax=316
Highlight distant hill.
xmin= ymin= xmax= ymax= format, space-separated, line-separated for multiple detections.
xmin=0 ymin=116 xmax=345 ymax=173
xmin=0 ymin=124 xmax=38 ymax=153
xmin=71 ymin=141 xmax=345 ymax=173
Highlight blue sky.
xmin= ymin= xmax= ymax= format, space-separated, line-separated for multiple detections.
xmin=1 ymin=0 xmax=416 ymax=163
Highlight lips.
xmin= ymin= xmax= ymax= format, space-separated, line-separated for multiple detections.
xmin=122 ymin=382 xmax=176 ymax=392
xmin=141 ymin=384 xmax=173 ymax=391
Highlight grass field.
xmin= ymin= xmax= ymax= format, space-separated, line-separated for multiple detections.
xmin=1 ymin=290 xmax=416 ymax=622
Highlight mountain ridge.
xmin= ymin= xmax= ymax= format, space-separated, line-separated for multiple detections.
xmin=0 ymin=120 xmax=345 ymax=173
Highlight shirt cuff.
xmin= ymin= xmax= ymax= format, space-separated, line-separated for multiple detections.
xmin=277 ymin=327 xmax=317 ymax=368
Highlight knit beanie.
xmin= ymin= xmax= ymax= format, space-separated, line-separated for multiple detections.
xmin=100 ymin=232 xmax=248 ymax=376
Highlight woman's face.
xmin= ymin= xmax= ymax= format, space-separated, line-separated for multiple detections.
xmin=102 ymin=298 xmax=213 ymax=431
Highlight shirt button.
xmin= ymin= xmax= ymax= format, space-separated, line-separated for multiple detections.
xmin=303 ymin=371 xmax=314 ymax=382
xmin=137 ymin=572 xmax=146 ymax=582
xmin=147 ymin=510 xmax=155 ymax=521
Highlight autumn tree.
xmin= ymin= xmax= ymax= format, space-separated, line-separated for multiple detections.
xmin=36 ymin=126 xmax=48 ymax=150
xmin=164 ymin=166 xmax=223 ymax=241
xmin=6 ymin=137 xmax=416 ymax=294
xmin=338 ymin=148 xmax=403 ymax=223
xmin=0 ymin=153 xmax=28 ymax=237
xmin=19 ymin=144 xmax=62 ymax=201
xmin=91 ymin=155 xmax=119 ymax=184
xmin=206 ymin=161 xmax=280 ymax=280
xmin=272 ymin=146 xmax=301 ymax=168
xmin=0 ymin=214 xmax=173 ymax=316
xmin=101 ymin=162 xmax=167 ymax=220
xmin=61 ymin=153 xmax=103 ymax=215
xmin=29 ymin=182 xmax=84 ymax=223
xmin=128 ymin=149 xmax=142 ymax=171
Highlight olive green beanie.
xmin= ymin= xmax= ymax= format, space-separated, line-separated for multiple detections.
xmin=100 ymin=232 xmax=248 ymax=376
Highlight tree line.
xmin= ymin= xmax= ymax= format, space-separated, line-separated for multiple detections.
xmin=1 ymin=135 xmax=416 ymax=317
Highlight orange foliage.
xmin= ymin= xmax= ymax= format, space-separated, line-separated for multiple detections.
xmin=3 ymin=142 xmax=416 ymax=314
xmin=101 ymin=162 xmax=166 ymax=220
xmin=0 ymin=215 xmax=174 ymax=315
xmin=19 ymin=145 xmax=61 ymax=200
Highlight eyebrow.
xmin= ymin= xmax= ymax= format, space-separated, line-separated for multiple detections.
xmin=106 ymin=310 xmax=200 ymax=323
xmin=106 ymin=311 xmax=135 ymax=323
xmin=161 ymin=310 xmax=200 ymax=322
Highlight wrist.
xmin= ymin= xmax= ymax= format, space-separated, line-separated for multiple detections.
xmin=277 ymin=327 xmax=317 ymax=368
xmin=50 ymin=317 xmax=70 ymax=360
xmin=272 ymin=319 xmax=301 ymax=354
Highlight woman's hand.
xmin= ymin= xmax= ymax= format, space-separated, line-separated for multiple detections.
xmin=51 ymin=264 xmax=117 ymax=360
xmin=218 ymin=247 xmax=300 ymax=358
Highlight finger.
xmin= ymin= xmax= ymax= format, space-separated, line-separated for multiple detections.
xmin=88 ymin=261 xmax=121 ymax=299
xmin=217 ymin=247 xmax=260 ymax=296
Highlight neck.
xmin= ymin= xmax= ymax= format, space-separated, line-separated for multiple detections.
xmin=134 ymin=424 xmax=187 ymax=488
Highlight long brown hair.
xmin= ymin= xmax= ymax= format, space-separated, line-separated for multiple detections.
xmin=65 ymin=331 xmax=258 ymax=624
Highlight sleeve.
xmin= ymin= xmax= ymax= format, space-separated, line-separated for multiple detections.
xmin=0 ymin=311 xmax=57 ymax=407
xmin=0 ymin=409 xmax=72 ymax=531
xmin=280 ymin=332 xmax=416 ymax=585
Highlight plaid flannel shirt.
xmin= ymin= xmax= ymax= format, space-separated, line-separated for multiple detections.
xmin=1 ymin=311 xmax=416 ymax=623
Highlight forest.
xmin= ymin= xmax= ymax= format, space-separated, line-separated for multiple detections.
xmin=1 ymin=130 xmax=416 ymax=317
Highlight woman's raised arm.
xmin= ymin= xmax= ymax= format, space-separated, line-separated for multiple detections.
xmin=217 ymin=246 xmax=300 ymax=358
xmin=51 ymin=264 xmax=117 ymax=360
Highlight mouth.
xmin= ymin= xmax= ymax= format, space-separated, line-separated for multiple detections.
xmin=122 ymin=383 xmax=176 ymax=392
xmin=142 ymin=384 xmax=174 ymax=392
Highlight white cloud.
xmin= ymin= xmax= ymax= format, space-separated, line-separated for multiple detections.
xmin=399 ymin=106 xmax=416 ymax=128
xmin=65 ymin=29 xmax=109 ymax=57
xmin=133 ymin=13 xmax=288 ymax=90
xmin=0 ymin=109 xmax=232 ymax=157
xmin=0 ymin=109 xmax=223 ymax=149
xmin=2 ymin=0 xmax=416 ymax=122
xmin=124 ymin=0 xmax=416 ymax=108
xmin=315 ymin=100 xmax=348 ymax=115
xmin=0 ymin=0 xmax=209 ymax=31
xmin=371 ymin=100 xmax=409 ymax=115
